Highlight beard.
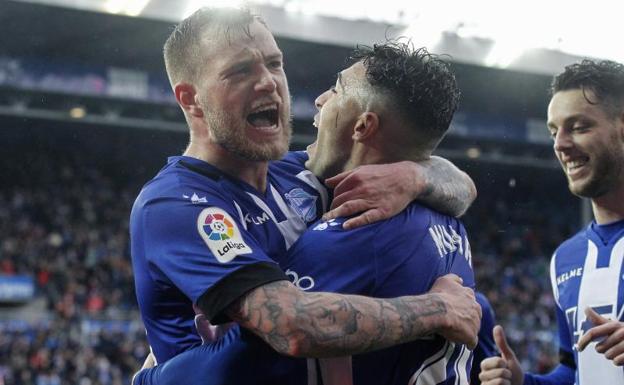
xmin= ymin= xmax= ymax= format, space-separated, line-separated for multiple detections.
xmin=567 ymin=145 xmax=624 ymax=198
xmin=204 ymin=107 xmax=292 ymax=162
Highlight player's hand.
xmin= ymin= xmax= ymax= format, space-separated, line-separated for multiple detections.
xmin=479 ymin=325 xmax=524 ymax=385
xmin=577 ymin=307 xmax=624 ymax=366
xmin=428 ymin=274 xmax=481 ymax=349
xmin=323 ymin=161 xmax=423 ymax=229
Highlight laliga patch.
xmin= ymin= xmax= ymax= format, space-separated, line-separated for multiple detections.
xmin=197 ymin=208 xmax=252 ymax=263
xmin=285 ymin=188 xmax=317 ymax=222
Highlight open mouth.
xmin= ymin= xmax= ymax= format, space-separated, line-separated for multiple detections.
xmin=565 ymin=157 xmax=589 ymax=176
xmin=247 ymin=105 xmax=279 ymax=128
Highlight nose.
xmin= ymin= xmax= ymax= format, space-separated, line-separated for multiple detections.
xmin=553 ymin=129 xmax=572 ymax=153
xmin=315 ymin=89 xmax=332 ymax=111
xmin=255 ymin=66 xmax=277 ymax=93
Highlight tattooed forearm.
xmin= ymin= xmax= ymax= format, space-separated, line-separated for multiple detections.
xmin=225 ymin=280 xmax=448 ymax=358
xmin=417 ymin=156 xmax=476 ymax=217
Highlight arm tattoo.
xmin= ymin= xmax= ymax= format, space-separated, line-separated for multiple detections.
xmin=225 ymin=281 xmax=447 ymax=357
xmin=418 ymin=156 xmax=476 ymax=217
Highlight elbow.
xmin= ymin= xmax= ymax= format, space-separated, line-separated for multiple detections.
xmin=457 ymin=172 xmax=477 ymax=217
xmin=466 ymin=174 xmax=477 ymax=206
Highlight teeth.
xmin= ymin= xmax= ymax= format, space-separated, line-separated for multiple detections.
xmin=251 ymin=104 xmax=277 ymax=113
xmin=566 ymin=159 xmax=586 ymax=171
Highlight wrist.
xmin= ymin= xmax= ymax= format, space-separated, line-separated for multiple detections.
xmin=413 ymin=292 xmax=450 ymax=336
xmin=405 ymin=160 xmax=428 ymax=200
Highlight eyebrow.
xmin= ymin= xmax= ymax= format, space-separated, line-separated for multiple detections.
xmin=219 ymin=51 xmax=283 ymax=76
xmin=265 ymin=52 xmax=283 ymax=62
xmin=547 ymin=113 xmax=590 ymax=129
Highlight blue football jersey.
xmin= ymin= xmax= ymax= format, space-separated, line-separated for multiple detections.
xmin=283 ymin=203 xmax=475 ymax=385
xmin=545 ymin=219 xmax=624 ymax=385
xmin=130 ymin=151 xmax=327 ymax=363
xmin=133 ymin=202 xmax=476 ymax=385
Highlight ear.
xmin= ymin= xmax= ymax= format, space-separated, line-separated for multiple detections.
xmin=174 ymin=82 xmax=204 ymax=118
xmin=352 ymin=112 xmax=379 ymax=143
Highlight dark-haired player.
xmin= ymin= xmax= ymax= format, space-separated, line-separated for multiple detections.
xmin=135 ymin=42 xmax=477 ymax=385
xmin=479 ymin=59 xmax=624 ymax=385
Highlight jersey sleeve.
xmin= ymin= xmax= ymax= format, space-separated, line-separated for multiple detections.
xmin=141 ymin=196 xmax=286 ymax=323
xmin=549 ymin=251 xmax=575 ymax=365
xmin=555 ymin=305 xmax=575 ymax=368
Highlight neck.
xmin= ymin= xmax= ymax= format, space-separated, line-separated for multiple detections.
xmin=345 ymin=143 xmax=428 ymax=171
xmin=184 ymin=141 xmax=269 ymax=193
xmin=592 ymin=183 xmax=624 ymax=224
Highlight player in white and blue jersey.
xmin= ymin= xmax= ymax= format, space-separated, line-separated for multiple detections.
xmin=131 ymin=6 xmax=482 ymax=374
xmin=479 ymin=60 xmax=624 ymax=385
xmin=133 ymin=41 xmax=482 ymax=385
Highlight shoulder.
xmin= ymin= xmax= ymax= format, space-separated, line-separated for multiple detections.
xmin=272 ymin=151 xmax=309 ymax=168
xmin=552 ymin=227 xmax=588 ymax=261
xmin=269 ymin=151 xmax=309 ymax=174
xmin=396 ymin=203 xmax=467 ymax=237
xmin=134 ymin=158 xmax=233 ymax=215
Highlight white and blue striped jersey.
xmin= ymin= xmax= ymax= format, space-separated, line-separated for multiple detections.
xmin=130 ymin=151 xmax=327 ymax=364
xmin=543 ymin=219 xmax=624 ymax=385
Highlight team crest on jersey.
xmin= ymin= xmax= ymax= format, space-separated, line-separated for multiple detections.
xmin=197 ymin=207 xmax=252 ymax=263
xmin=312 ymin=219 xmax=342 ymax=231
xmin=284 ymin=188 xmax=317 ymax=222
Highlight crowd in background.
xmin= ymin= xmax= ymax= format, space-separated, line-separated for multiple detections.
xmin=0 ymin=127 xmax=578 ymax=384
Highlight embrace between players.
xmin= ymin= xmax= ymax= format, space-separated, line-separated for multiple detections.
xmin=130 ymin=7 xmax=624 ymax=385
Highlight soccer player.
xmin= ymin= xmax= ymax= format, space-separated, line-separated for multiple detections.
xmin=130 ymin=5 xmax=480 ymax=370
xmin=134 ymin=42 xmax=479 ymax=385
xmin=479 ymin=60 xmax=624 ymax=385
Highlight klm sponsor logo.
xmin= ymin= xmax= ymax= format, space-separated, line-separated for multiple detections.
xmin=244 ymin=212 xmax=271 ymax=225
xmin=556 ymin=267 xmax=583 ymax=285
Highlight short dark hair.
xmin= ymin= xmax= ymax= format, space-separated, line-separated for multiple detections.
xmin=350 ymin=42 xmax=460 ymax=142
xmin=163 ymin=7 xmax=266 ymax=87
xmin=550 ymin=59 xmax=624 ymax=116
